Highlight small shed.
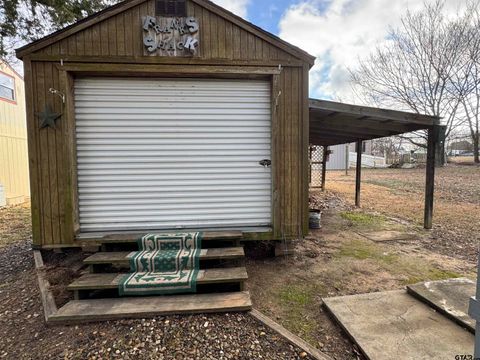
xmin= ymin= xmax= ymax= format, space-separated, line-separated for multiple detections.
xmin=16 ymin=0 xmax=446 ymax=322
xmin=0 ymin=60 xmax=29 ymax=205
xmin=16 ymin=0 xmax=315 ymax=249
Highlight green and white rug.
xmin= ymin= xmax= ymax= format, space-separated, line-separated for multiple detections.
xmin=119 ymin=233 xmax=203 ymax=297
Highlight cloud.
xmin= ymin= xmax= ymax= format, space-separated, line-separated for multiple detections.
xmin=278 ymin=0 xmax=468 ymax=102
xmin=212 ymin=0 xmax=250 ymax=19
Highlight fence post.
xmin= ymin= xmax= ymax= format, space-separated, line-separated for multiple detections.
xmin=321 ymin=146 xmax=328 ymax=191
xmin=424 ymin=127 xmax=437 ymax=229
xmin=345 ymin=144 xmax=349 ymax=176
xmin=355 ymin=141 xmax=362 ymax=207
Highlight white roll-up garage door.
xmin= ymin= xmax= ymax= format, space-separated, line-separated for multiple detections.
xmin=75 ymin=78 xmax=272 ymax=232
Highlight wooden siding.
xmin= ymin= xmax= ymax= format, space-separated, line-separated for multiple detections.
xmin=37 ymin=0 xmax=299 ymax=63
xmin=23 ymin=0 xmax=310 ymax=247
xmin=0 ymin=62 xmax=29 ymax=205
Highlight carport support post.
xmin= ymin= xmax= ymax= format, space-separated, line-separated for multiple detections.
xmin=424 ymin=126 xmax=437 ymax=229
xmin=469 ymin=257 xmax=480 ymax=358
xmin=355 ymin=140 xmax=362 ymax=207
xmin=321 ymin=146 xmax=328 ymax=191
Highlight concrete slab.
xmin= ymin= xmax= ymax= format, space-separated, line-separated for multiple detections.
xmin=407 ymin=278 xmax=476 ymax=333
xmin=358 ymin=230 xmax=418 ymax=243
xmin=323 ymin=290 xmax=474 ymax=360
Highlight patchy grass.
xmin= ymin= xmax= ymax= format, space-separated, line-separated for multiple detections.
xmin=340 ymin=211 xmax=387 ymax=228
xmin=275 ymin=283 xmax=326 ymax=344
xmin=0 ymin=204 xmax=31 ymax=248
xmin=279 ymin=285 xmax=315 ymax=306
xmin=403 ymin=269 xmax=462 ymax=286
xmin=338 ymin=239 xmax=397 ymax=264
xmin=337 ymin=238 xmax=462 ymax=285
xmin=364 ymin=179 xmax=418 ymax=193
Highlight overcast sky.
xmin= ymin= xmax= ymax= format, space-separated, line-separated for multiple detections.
xmin=213 ymin=0 xmax=468 ymax=103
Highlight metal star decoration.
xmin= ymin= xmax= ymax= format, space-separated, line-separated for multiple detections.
xmin=38 ymin=105 xmax=62 ymax=129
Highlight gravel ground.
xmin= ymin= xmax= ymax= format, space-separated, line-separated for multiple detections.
xmin=0 ymin=239 xmax=314 ymax=360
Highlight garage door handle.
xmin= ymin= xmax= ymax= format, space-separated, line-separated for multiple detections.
xmin=259 ymin=159 xmax=271 ymax=168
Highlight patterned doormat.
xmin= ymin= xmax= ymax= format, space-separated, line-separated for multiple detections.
xmin=119 ymin=233 xmax=203 ymax=296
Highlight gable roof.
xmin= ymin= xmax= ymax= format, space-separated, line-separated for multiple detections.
xmin=16 ymin=0 xmax=316 ymax=65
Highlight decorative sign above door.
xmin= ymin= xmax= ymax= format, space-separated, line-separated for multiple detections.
xmin=142 ymin=16 xmax=200 ymax=57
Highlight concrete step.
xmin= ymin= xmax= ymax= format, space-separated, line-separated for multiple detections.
xmin=323 ymin=290 xmax=474 ymax=360
xmin=50 ymin=291 xmax=252 ymax=324
xmin=84 ymin=247 xmax=245 ymax=267
xmin=69 ymin=267 xmax=248 ymax=292
xmin=407 ymin=278 xmax=476 ymax=333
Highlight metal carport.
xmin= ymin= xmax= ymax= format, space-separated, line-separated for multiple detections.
xmin=309 ymin=99 xmax=444 ymax=230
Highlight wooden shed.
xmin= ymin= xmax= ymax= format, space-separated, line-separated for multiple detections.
xmin=0 ymin=60 xmax=29 ymax=205
xmin=16 ymin=0 xmax=315 ymax=250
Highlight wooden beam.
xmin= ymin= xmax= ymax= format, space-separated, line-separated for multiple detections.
xmin=310 ymin=99 xmax=439 ymax=127
xmin=321 ymin=146 xmax=328 ymax=192
xmin=57 ymin=63 xmax=281 ymax=75
xmin=311 ymin=123 xmax=400 ymax=138
xmin=250 ymin=310 xmax=331 ymax=360
xmin=424 ymin=127 xmax=437 ymax=229
xmin=33 ymin=250 xmax=58 ymax=322
xmin=27 ymin=54 xmax=306 ymax=68
xmin=355 ymin=141 xmax=362 ymax=207
xmin=50 ymin=292 xmax=252 ymax=324
xmin=312 ymin=116 xmax=424 ymax=134
xmin=310 ymin=131 xmax=358 ymax=145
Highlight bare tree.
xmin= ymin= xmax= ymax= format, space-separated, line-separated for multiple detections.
xmin=450 ymin=2 xmax=480 ymax=163
xmin=350 ymin=1 xmax=476 ymax=165
xmin=0 ymin=0 xmax=120 ymax=64
xmin=372 ymin=137 xmax=404 ymax=160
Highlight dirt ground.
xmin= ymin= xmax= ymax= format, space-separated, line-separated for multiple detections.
xmin=247 ymin=188 xmax=477 ymax=359
xmin=324 ymin=164 xmax=480 ymax=262
xmin=448 ymin=156 xmax=477 ymax=164
xmin=0 ymin=203 xmax=31 ymax=248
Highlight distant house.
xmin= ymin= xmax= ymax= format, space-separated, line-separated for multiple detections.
xmin=324 ymin=141 xmax=386 ymax=170
xmin=449 ymin=140 xmax=473 ymax=156
xmin=0 ymin=61 xmax=29 ymax=205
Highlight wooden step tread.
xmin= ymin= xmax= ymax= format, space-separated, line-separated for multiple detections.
xmin=68 ymin=267 xmax=248 ymax=291
xmin=78 ymin=231 xmax=243 ymax=244
xmin=84 ymin=247 xmax=245 ymax=265
xmin=49 ymin=291 xmax=252 ymax=324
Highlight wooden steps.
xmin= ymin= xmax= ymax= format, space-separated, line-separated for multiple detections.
xmin=69 ymin=267 xmax=248 ymax=291
xmin=84 ymin=247 xmax=245 ymax=266
xmin=50 ymin=291 xmax=252 ymax=324
xmin=59 ymin=232 xmax=251 ymax=323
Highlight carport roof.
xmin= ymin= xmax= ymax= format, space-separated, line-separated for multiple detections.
xmin=309 ymin=99 xmax=441 ymax=146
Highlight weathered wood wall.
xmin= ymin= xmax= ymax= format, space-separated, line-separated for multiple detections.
xmin=0 ymin=62 xmax=29 ymax=205
xmin=22 ymin=0 xmax=311 ymax=247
